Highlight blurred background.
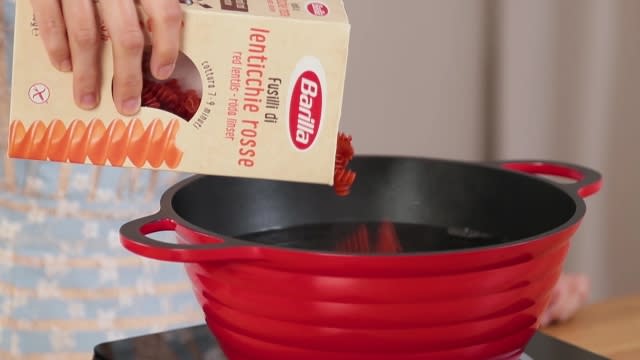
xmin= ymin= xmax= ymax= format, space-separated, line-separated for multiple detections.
xmin=341 ymin=0 xmax=639 ymax=303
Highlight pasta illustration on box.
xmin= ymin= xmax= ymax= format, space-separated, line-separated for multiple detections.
xmin=8 ymin=0 xmax=351 ymax=186
xmin=9 ymin=118 xmax=183 ymax=169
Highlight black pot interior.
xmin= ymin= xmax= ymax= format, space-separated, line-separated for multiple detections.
xmin=168 ymin=157 xmax=579 ymax=253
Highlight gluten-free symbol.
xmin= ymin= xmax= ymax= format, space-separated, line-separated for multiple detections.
xmin=29 ymin=83 xmax=50 ymax=104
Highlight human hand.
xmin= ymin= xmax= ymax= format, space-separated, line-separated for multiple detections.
xmin=539 ymin=273 xmax=590 ymax=327
xmin=30 ymin=0 xmax=184 ymax=115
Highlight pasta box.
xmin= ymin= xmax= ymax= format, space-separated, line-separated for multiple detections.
xmin=7 ymin=0 xmax=351 ymax=185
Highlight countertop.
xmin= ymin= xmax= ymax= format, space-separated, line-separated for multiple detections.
xmin=541 ymin=293 xmax=640 ymax=360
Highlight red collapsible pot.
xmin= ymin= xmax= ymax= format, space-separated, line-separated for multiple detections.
xmin=120 ymin=156 xmax=602 ymax=360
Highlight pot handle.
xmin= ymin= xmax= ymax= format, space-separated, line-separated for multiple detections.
xmin=491 ymin=160 xmax=602 ymax=198
xmin=119 ymin=213 xmax=263 ymax=263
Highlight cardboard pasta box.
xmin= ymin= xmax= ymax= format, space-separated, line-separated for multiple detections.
xmin=8 ymin=0 xmax=350 ymax=185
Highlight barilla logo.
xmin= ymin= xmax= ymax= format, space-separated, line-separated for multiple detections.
xmin=288 ymin=56 xmax=327 ymax=151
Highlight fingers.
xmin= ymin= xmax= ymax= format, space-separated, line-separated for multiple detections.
xmin=31 ymin=0 xmax=72 ymax=72
xmin=539 ymin=274 xmax=590 ymax=327
xmin=31 ymin=0 xmax=183 ymax=115
xmin=61 ymin=0 xmax=101 ymax=110
xmin=100 ymin=0 xmax=146 ymax=115
xmin=140 ymin=0 xmax=183 ymax=80
xmin=31 ymin=0 xmax=101 ymax=110
xmin=554 ymin=275 xmax=590 ymax=322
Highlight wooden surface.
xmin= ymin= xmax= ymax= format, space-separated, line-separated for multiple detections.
xmin=540 ymin=294 xmax=640 ymax=360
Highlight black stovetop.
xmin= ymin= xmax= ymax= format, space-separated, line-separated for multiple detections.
xmin=92 ymin=324 xmax=609 ymax=360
